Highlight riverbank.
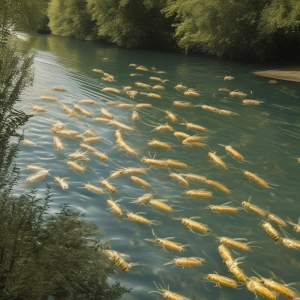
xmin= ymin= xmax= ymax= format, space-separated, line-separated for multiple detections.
xmin=252 ymin=68 xmax=300 ymax=83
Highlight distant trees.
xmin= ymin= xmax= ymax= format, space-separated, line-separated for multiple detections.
xmin=48 ymin=0 xmax=97 ymax=39
xmin=164 ymin=0 xmax=300 ymax=59
xmin=259 ymin=0 xmax=300 ymax=35
xmin=14 ymin=0 xmax=300 ymax=59
xmin=0 ymin=0 xmax=48 ymax=35
xmin=47 ymin=0 xmax=175 ymax=48
xmin=163 ymin=0 xmax=270 ymax=59
xmin=45 ymin=0 xmax=300 ymax=60
xmin=257 ymin=0 xmax=300 ymax=58
xmin=87 ymin=0 xmax=176 ymax=49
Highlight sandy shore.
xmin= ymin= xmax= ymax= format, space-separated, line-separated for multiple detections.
xmin=252 ymin=68 xmax=300 ymax=82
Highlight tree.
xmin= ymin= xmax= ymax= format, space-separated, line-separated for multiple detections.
xmin=163 ymin=0 xmax=270 ymax=59
xmin=87 ymin=0 xmax=176 ymax=49
xmin=48 ymin=0 xmax=97 ymax=39
xmin=256 ymin=0 xmax=300 ymax=59
xmin=259 ymin=0 xmax=300 ymax=35
xmin=0 ymin=0 xmax=48 ymax=40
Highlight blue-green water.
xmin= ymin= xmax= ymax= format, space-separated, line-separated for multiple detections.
xmin=14 ymin=33 xmax=300 ymax=300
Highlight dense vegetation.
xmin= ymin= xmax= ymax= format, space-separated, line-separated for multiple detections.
xmin=0 ymin=3 xmax=130 ymax=299
xmin=0 ymin=187 xmax=130 ymax=299
xmin=47 ymin=0 xmax=176 ymax=49
xmin=45 ymin=0 xmax=300 ymax=60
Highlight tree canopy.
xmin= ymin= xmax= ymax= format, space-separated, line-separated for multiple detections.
xmin=44 ymin=0 xmax=300 ymax=59
xmin=163 ymin=0 xmax=270 ymax=58
xmin=86 ymin=0 xmax=175 ymax=48
xmin=48 ymin=0 xmax=97 ymax=39
xmin=2 ymin=0 xmax=300 ymax=59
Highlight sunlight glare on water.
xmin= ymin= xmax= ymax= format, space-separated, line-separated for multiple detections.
xmin=14 ymin=33 xmax=300 ymax=300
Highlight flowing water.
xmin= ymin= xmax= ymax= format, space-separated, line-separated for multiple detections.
xmin=13 ymin=33 xmax=300 ymax=300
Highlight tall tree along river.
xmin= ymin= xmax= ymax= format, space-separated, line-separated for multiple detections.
xmin=15 ymin=33 xmax=300 ymax=300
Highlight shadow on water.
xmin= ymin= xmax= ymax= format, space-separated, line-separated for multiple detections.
xmin=0 ymin=39 xmax=130 ymax=300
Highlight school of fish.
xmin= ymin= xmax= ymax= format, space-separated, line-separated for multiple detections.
xmin=20 ymin=61 xmax=300 ymax=300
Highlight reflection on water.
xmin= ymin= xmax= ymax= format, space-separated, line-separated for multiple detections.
xmin=15 ymin=33 xmax=300 ymax=299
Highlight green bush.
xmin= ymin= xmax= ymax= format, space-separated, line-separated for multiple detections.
xmin=0 ymin=188 xmax=130 ymax=299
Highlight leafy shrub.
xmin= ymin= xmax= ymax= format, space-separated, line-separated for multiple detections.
xmin=0 ymin=188 xmax=130 ymax=299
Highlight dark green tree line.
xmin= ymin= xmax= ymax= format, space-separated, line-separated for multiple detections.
xmin=45 ymin=0 xmax=300 ymax=60
xmin=0 ymin=0 xmax=48 ymax=36
xmin=87 ymin=0 xmax=176 ymax=49
xmin=163 ymin=0 xmax=270 ymax=59
xmin=48 ymin=0 xmax=97 ymax=39
xmin=47 ymin=0 xmax=175 ymax=49
xmin=259 ymin=0 xmax=300 ymax=35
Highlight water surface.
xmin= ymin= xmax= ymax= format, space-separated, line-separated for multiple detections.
xmin=14 ymin=33 xmax=300 ymax=300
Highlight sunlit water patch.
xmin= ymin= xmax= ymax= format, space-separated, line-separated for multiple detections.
xmin=13 ymin=33 xmax=300 ymax=300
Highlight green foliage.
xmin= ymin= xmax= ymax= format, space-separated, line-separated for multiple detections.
xmin=44 ymin=0 xmax=300 ymax=59
xmin=0 ymin=188 xmax=131 ymax=299
xmin=163 ymin=0 xmax=270 ymax=59
xmin=0 ymin=23 xmax=10 ymax=47
xmin=0 ymin=40 xmax=33 ymax=199
xmin=0 ymin=41 xmax=33 ymax=141
xmin=257 ymin=0 xmax=300 ymax=59
xmin=87 ymin=0 xmax=175 ymax=49
xmin=11 ymin=0 xmax=296 ymax=59
xmin=14 ymin=0 xmax=49 ymax=32
xmin=48 ymin=0 xmax=97 ymax=39
xmin=37 ymin=15 xmax=51 ymax=34
xmin=259 ymin=0 xmax=300 ymax=35
xmin=163 ymin=0 xmax=300 ymax=59
xmin=0 ymin=0 xmax=48 ymax=40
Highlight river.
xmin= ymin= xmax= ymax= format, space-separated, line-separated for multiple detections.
xmin=14 ymin=33 xmax=300 ymax=300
